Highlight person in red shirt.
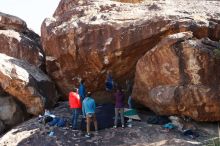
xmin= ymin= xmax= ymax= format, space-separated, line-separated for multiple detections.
xmin=69 ymin=88 xmax=81 ymax=129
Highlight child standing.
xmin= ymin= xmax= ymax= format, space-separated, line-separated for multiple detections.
xmin=82 ymin=92 xmax=98 ymax=137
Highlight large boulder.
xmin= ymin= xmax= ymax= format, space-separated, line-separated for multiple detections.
xmin=0 ymin=12 xmax=26 ymax=32
xmin=0 ymin=12 xmax=44 ymax=69
xmin=0 ymin=92 xmax=27 ymax=134
xmin=0 ymin=12 xmax=58 ymax=132
xmin=0 ymin=53 xmax=58 ymax=115
xmin=132 ymin=31 xmax=220 ymax=121
xmin=0 ymin=95 xmax=25 ymax=127
xmin=0 ymin=121 xmax=5 ymax=135
xmin=41 ymin=0 xmax=220 ymax=96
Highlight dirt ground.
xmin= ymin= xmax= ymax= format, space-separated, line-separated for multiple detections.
xmin=0 ymin=101 xmax=219 ymax=146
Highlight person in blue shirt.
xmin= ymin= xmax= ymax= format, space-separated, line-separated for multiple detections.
xmin=105 ymin=72 xmax=114 ymax=91
xmin=78 ymin=79 xmax=86 ymax=103
xmin=82 ymin=92 xmax=98 ymax=137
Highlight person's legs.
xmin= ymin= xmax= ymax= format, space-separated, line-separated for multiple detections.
xmin=127 ymin=97 xmax=133 ymax=123
xmin=93 ymin=114 xmax=98 ymax=131
xmin=72 ymin=109 xmax=77 ymax=128
xmin=114 ymin=108 xmax=119 ymax=127
xmin=86 ymin=115 xmax=91 ymax=134
xmin=128 ymin=96 xmax=132 ymax=109
xmin=120 ymin=108 xmax=125 ymax=127
xmin=79 ymin=108 xmax=84 ymax=129
xmin=74 ymin=108 xmax=80 ymax=129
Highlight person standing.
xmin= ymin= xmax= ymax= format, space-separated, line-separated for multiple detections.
xmin=125 ymin=80 xmax=133 ymax=125
xmin=79 ymin=79 xmax=86 ymax=103
xmin=113 ymin=87 xmax=125 ymax=128
xmin=82 ymin=92 xmax=98 ymax=137
xmin=69 ymin=88 xmax=81 ymax=129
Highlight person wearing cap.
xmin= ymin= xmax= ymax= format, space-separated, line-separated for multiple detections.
xmin=69 ymin=88 xmax=81 ymax=129
xmin=82 ymin=92 xmax=98 ymax=137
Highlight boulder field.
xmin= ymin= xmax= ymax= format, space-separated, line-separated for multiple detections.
xmin=0 ymin=0 xmax=220 ymax=135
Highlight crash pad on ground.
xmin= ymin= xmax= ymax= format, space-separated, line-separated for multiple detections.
xmin=81 ymin=104 xmax=115 ymax=130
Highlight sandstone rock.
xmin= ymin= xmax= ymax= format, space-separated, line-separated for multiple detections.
xmin=0 ymin=12 xmax=26 ymax=32
xmin=0 ymin=94 xmax=27 ymax=134
xmin=0 ymin=88 xmax=26 ymax=134
xmin=41 ymin=0 xmax=220 ymax=96
xmin=132 ymin=31 xmax=220 ymax=121
xmin=0 ymin=95 xmax=24 ymax=126
xmin=0 ymin=12 xmax=44 ymax=69
xmin=0 ymin=53 xmax=58 ymax=115
xmin=0 ymin=120 xmax=5 ymax=134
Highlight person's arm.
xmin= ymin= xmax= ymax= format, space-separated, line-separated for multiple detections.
xmin=111 ymin=78 xmax=114 ymax=85
xmin=68 ymin=92 xmax=72 ymax=108
xmin=68 ymin=93 xmax=70 ymax=107
xmin=106 ymin=75 xmax=109 ymax=82
xmin=93 ymin=100 xmax=96 ymax=111
xmin=78 ymin=86 xmax=82 ymax=97
xmin=122 ymin=93 xmax=126 ymax=103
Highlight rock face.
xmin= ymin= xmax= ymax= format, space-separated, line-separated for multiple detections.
xmin=42 ymin=0 xmax=220 ymax=96
xmin=0 ymin=96 xmax=25 ymax=128
xmin=0 ymin=53 xmax=58 ymax=115
xmin=0 ymin=12 xmax=59 ymax=133
xmin=0 ymin=12 xmax=44 ymax=69
xmin=0 ymin=12 xmax=26 ymax=32
xmin=0 ymin=89 xmax=26 ymax=134
xmin=132 ymin=31 xmax=220 ymax=121
xmin=0 ymin=121 xmax=5 ymax=134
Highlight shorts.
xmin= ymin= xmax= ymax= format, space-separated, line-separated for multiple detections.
xmin=86 ymin=113 xmax=95 ymax=118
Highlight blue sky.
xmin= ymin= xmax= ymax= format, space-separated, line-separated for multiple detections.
xmin=0 ymin=0 xmax=60 ymax=35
